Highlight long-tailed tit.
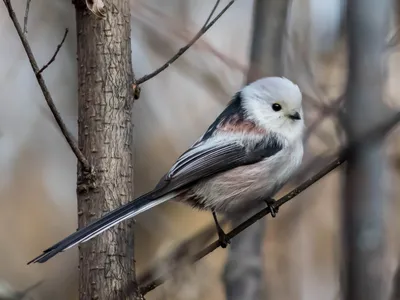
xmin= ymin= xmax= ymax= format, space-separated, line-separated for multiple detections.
xmin=28 ymin=76 xmax=304 ymax=264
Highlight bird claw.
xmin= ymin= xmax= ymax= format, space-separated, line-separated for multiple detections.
xmin=212 ymin=211 xmax=230 ymax=248
xmin=264 ymin=198 xmax=279 ymax=218
xmin=217 ymin=228 xmax=231 ymax=248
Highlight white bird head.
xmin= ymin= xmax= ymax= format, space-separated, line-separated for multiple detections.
xmin=241 ymin=77 xmax=304 ymax=143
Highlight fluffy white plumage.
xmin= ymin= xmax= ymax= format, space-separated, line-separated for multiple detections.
xmin=242 ymin=77 xmax=304 ymax=142
xmin=184 ymin=77 xmax=304 ymax=212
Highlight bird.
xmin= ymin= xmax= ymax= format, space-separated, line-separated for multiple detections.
xmin=28 ymin=76 xmax=305 ymax=264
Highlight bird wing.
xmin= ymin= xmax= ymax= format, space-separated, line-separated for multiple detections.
xmin=155 ymin=135 xmax=283 ymax=192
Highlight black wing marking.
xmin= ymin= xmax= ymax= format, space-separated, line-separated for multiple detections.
xmin=201 ymin=91 xmax=245 ymax=141
xmin=155 ymin=134 xmax=283 ymax=192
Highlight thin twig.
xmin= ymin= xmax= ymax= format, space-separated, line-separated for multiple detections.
xmin=135 ymin=1 xmax=247 ymax=73
xmin=135 ymin=0 xmax=236 ymax=85
xmin=204 ymin=0 xmax=220 ymax=27
xmin=139 ymin=111 xmax=400 ymax=295
xmin=37 ymin=29 xmax=69 ymax=75
xmin=2 ymin=0 xmax=92 ymax=172
xmin=23 ymin=0 xmax=31 ymax=35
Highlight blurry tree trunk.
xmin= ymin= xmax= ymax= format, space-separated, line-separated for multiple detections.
xmin=391 ymin=3 xmax=400 ymax=300
xmin=342 ymin=0 xmax=389 ymax=299
xmin=390 ymin=261 xmax=400 ymax=300
xmin=246 ymin=0 xmax=289 ymax=82
xmin=397 ymin=0 xmax=400 ymax=23
xmin=74 ymin=1 xmax=140 ymax=299
xmin=222 ymin=0 xmax=289 ymax=300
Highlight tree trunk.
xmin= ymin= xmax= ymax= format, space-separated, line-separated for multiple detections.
xmin=247 ymin=0 xmax=289 ymax=82
xmin=74 ymin=1 xmax=140 ymax=299
xmin=341 ymin=0 xmax=389 ymax=299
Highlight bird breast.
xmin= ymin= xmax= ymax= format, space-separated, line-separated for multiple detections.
xmin=184 ymin=140 xmax=303 ymax=213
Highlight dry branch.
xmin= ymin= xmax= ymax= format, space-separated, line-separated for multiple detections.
xmin=137 ymin=111 xmax=400 ymax=295
xmin=23 ymin=0 xmax=31 ymax=34
xmin=134 ymin=0 xmax=236 ymax=86
xmin=37 ymin=29 xmax=69 ymax=75
xmin=134 ymin=1 xmax=247 ymax=73
xmin=2 ymin=0 xmax=92 ymax=172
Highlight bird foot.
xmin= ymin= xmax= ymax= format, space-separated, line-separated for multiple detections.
xmin=264 ymin=198 xmax=279 ymax=218
xmin=212 ymin=211 xmax=230 ymax=248
xmin=217 ymin=228 xmax=231 ymax=248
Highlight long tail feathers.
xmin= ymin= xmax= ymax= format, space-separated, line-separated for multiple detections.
xmin=27 ymin=191 xmax=179 ymax=264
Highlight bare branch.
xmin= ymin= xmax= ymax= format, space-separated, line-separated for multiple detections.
xmin=138 ymin=111 xmax=400 ymax=295
xmin=2 ymin=0 xmax=92 ymax=172
xmin=134 ymin=1 xmax=247 ymax=73
xmin=204 ymin=0 xmax=220 ymax=27
xmin=23 ymin=0 xmax=31 ymax=35
xmin=37 ymin=29 xmax=69 ymax=75
xmin=134 ymin=0 xmax=236 ymax=86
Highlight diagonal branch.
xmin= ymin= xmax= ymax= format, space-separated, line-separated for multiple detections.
xmin=23 ymin=0 xmax=31 ymax=35
xmin=134 ymin=0 xmax=235 ymax=86
xmin=3 ymin=0 xmax=92 ymax=172
xmin=138 ymin=111 xmax=400 ymax=295
xmin=204 ymin=0 xmax=221 ymax=27
xmin=134 ymin=1 xmax=247 ymax=73
xmin=37 ymin=29 xmax=69 ymax=75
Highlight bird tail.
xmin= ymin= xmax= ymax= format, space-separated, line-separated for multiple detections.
xmin=27 ymin=191 xmax=180 ymax=264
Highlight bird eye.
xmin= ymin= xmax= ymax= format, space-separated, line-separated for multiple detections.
xmin=272 ymin=103 xmax=282 ymax=112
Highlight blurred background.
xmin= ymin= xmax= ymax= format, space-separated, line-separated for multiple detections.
xmin=0 ymin=0 xmax=400 ymax=299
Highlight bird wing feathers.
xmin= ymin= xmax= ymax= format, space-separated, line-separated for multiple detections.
xmin=155 ymin=136 xmax=279 ymax=192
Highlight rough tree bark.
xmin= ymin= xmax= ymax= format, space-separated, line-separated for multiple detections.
xmin=74 ymin=1 xmax=140 ymax=299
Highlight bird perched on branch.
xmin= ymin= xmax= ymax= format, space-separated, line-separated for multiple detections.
xmin=28 ymin=77 xmax=304 ymax=264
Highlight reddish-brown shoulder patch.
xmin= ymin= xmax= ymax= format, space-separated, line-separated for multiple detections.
xmin=218 ymin=115 xmax=266 ymax=135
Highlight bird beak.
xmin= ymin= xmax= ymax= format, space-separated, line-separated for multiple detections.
xmin=288 ymin=111 xmax=301 ymax=120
